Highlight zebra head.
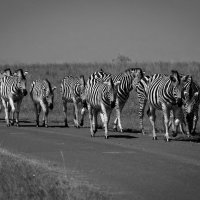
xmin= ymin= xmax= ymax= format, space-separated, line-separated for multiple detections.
xmin=3 ymin=68 xmax=12 ymax=76
xmin=126 ymin=68 xmax=144 ymax=89
xmin=104 ymin=78 xmax=120 ymax=109
xmin=184 ymin=91 xmax=199 ymax=114
xmin=170 ymin=70 xmax=190 ymax=107
xmin=14 ymin=69 xmax=28 ymax=96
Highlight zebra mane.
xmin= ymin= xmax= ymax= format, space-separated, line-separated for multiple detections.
xmin=171 ymin=70 xmax=181 ymax=83
xmin=44 ymin=79 xmax=53 ymax=92
xmin=14 ymin=69 xmax=26 ymax=79
xmin=3 ymin=68 xmax=12 ymax=75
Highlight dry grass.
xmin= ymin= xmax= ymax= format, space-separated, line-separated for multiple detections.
xmin=0 ymin=148 xmax=110 ymax=200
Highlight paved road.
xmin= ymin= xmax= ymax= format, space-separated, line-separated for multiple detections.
xmin=0 ymin=122 xmax=200 ymax=200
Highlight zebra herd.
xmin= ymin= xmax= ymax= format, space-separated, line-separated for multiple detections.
xmin=0 ymin=67 xmax=199 ymax=141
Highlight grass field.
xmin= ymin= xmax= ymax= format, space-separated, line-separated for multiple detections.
xmin=0 ymin=61 xmax=200 ymax=133
xmin=0 ymin=148 xmax=109 ymax=200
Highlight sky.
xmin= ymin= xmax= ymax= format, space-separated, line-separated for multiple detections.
xmin=0 ymin=0 xmax=200 ymax=64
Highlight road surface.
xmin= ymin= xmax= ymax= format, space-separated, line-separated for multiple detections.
xmin=0 ymin=121 xmax=200 ymax=200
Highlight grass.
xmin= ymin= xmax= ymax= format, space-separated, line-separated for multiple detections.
xmin=0 ymin=148 xmax=110 ymax=200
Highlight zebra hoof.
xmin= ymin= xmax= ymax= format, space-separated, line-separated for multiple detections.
xmin=191 ymin=131 xmax=196 ymax=136
xmin=172 ymin=131 xmax=178 ymax=137
xmin=105 ymin=135 xmax=109 ymax=139
xmin=10 ymin=121 xmax=14 ymax=126
xmin=152 ymin=136 xmax=158 ymax=140
xmin=164 ymin=137 xmax=170 ymax=142
xmin=7 ymin=123 xmax=11 ymax=127
xmin=64 ymin=122 xmax=69 ymax=127
xmin=45 ymin=124 xmax=48 ymax=128
xmin=75 ymin=124 xmax=80 ymax=128
xmin=16 ymin=123 xmax=20 ymax=127
xmin=113 ymin=127 xmax=117 ymax=132
xmin=36 ymin=125 xmax=39 ymax=128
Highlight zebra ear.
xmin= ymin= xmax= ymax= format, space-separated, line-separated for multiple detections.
xmin=114 ymin=81 xmax=120 ymax=86
xmin=184 ymin=91 xmax=189 ymax=99
xmin=170 ymin=70 xmax=180 ymax=83
xmin=52 ymin=86 xmax=57 ymax=92
xmin=170 ymin=75 xmax=176 ymax=83
xmin=79 ymin=75 xmax=86 ymax=87
xmin=194 ymin=92 xmax=199 ymax=98
xmin=181 ymin=75 xmax=190 ymax=83
xmin=24 ymin=71 xmax=28 ymax=76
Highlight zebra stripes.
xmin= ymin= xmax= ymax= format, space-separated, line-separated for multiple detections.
xmin=83 ymin=68 xmax=144 ymax=132
xmin=30 ymin=79 xmax=56 ymax=127
xmin=0 ymin=69 xmax=28 ymax=126
xmin=80 ymin=75 xmax=120 ymax=138
xmin=147 ymin=70 xmax=191 ymax=141
xmin=60 ymin=75 xmax=84 ymax=128
xmin=183 ymin=79 xmax=200 ymax=136
xmin=135 ymin=74 xmax=151 ymax=134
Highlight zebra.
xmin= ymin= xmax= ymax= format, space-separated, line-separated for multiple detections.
xmin=60 ymin=75 xmax=85 ymax=128
xmin=183 ymin=79 xmax=200 ymax=136
xmin=146 ymin=70 xmax=191 ymax=141
xmin=30 ymin=79 xmax=56 ymax=127
xmin=81 ymin=68 xmax=144 ymax=132
xmin=0 ymin=68 xmax=13 ymax=78
xmin=135 ymin=74 xmax=151 ymax=134
xmin=0 ymin=69 xmax=28 ymax=126
xmin=80 ymin=75 xmax=120 ymax=139
xmin=0 ymin=68 xmax=13 ymax=111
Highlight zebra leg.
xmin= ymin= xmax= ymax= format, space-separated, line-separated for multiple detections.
xmin=9 ymin=98 xmax=16 ymax=126
xmin=34 ymin=103 xmax=40 ymax=127
xmin=192 ymin=112 xmax=198 ymax=135
xmin=186 ymin=114 xmax=193 ymax=137
xmin=15 ymin=99 xmax=23 ymax=127
xmin=138 ymin=99 xmax=147 ymax=135
xmin=113 ymin=100 xmax=124 ymax=132
xmin=73 ymin=100 xmax=80 ymax=128
xmin=162 ymin=105 xmax=170 ymax=142
xmin=100 ymin=113 xmax=105 ymax=129
xmin=102 ymin=106 xmax=109 ymax=139
xmin=93 ymin=110 xmax=98 ymax=133
xmin=62 ymin=100 xmax=68 ymax=127
xmin=88 ymin=105 xmax=95 ymax=137
xmin=147 ymin=106 xmax=157 ymax=140
xmin=2 ymin=98 xmax=10 ymax=126
xmin=80 ymin=107 xmax=87 ymax=126
xmin=179 ymin=122 xmax=186 ymax=135
xmin=113 ymin=99 xmax=119 ymax=132
xmin=40 ymin=102 xmax=48 ymax=127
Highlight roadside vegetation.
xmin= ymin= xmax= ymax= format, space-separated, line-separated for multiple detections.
xmin=0 ymin=148 xmax=110 ymax=200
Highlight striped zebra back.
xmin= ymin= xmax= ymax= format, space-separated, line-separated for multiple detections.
xmin=0 ymin=69 xmax=28 ymax=99
xmin=184 ymin=80 xmax=200 ymax=113
xmin=84 ymin=77 xmax=118 ymax=109
xmin=87 ymin=68 xmax=144 ymax=103
xmin=30 ymin=79 xmax=56 ymax=110
xmin=61 ymin=76 xmax=82 ymax=102
xmin=147 ymin=71 xmax=190 ymax=110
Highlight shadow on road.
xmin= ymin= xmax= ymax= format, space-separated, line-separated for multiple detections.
xmin=108 ymin=134 xmax=138 ymax=139
xmin=173 ymin=135 xmax=200 ymax=143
